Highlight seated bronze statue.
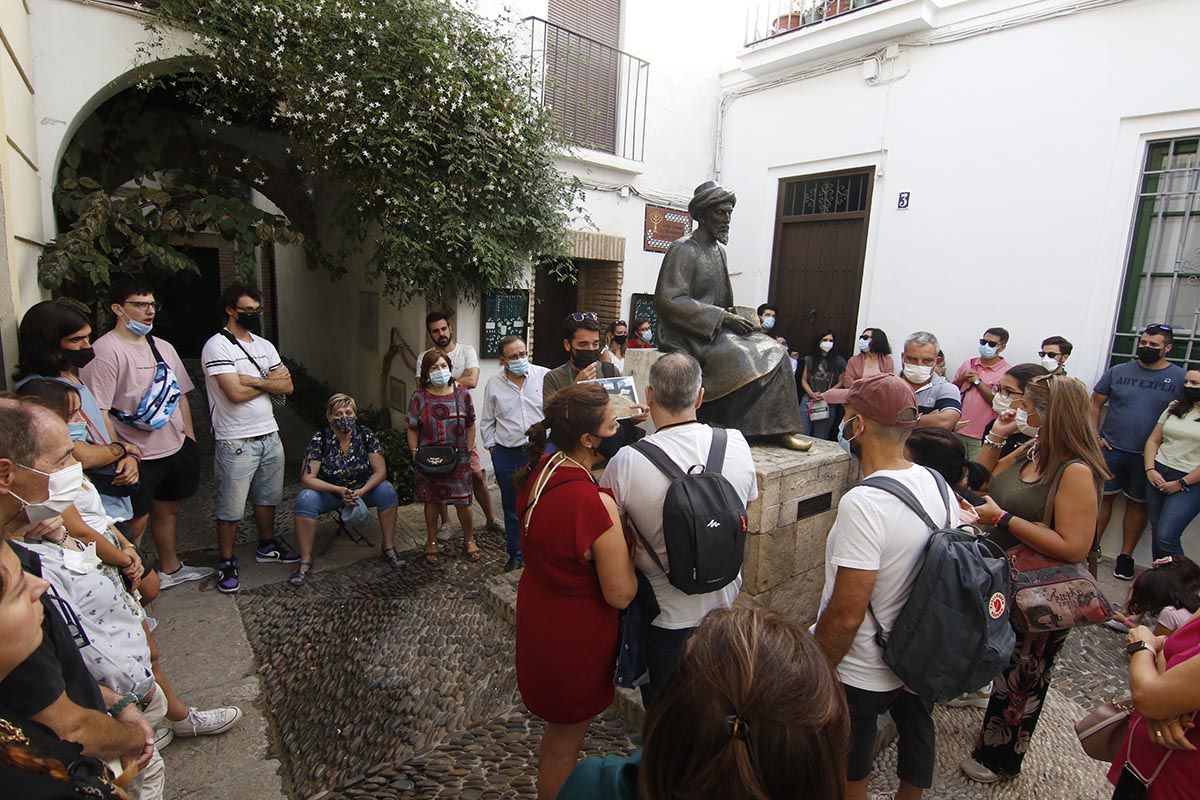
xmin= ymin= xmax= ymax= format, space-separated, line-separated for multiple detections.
xmin=653 ymin=181 xmax=809 ymax=450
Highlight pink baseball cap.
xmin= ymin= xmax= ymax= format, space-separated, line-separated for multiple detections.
xmin=845 ymin=373 xmax=920 ymax=428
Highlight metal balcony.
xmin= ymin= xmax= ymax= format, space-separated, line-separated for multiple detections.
xmin=523 ymin=16 xmax=649 ymax=162
xmin=745 ymin=0 xmax=892 ymax=46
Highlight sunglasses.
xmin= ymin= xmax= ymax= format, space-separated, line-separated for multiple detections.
xmin=859 ymin=334 xmax=872 ymax=340
xmin=567 ymin=312 xmax=598 ymax=323
xmin=1037 ymin=351 xmax=1061 ymax=359
xmin=979 ymin=339 xmax=1001 ymax=347
xmin=1145 ymin=323 xmax=1174 ymax=333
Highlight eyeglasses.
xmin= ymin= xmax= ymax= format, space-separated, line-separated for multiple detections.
xmin=568 ymin=312 xmax=598 ymax=322
xmin=124 ymin=300 xmax=161 ymax=312
xmin=979 ymin=339 xmax=1001 ymax=347
xmin=1037 ymin=351 xmax=1061 ymax=359
xmin=235 ymin=307 xmax=263 ymax=316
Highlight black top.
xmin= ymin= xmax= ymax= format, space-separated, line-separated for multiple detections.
xmin=0 ymin=543 xmax=105 ymax=718
xmin=0 ymin=709 xmax=122 ymax=799
xmin=803 ymin=354 xmax=848 ymax=393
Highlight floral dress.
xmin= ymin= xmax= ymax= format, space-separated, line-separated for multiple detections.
xmin=407 ymin=386 xmax=475 ymax=506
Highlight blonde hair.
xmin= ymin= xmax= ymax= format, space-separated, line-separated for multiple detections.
xmin=1026 ymin=375 xmax=1110 ymax=484
xmin=325 ymin=393 xmax=356 ymax=420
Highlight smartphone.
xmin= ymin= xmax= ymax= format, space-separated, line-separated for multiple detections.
xmin=957 ymin=486 xmax=987 ymax=507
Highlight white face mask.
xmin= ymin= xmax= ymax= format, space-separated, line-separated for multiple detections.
xmin=819 ymin=340 xmax=834 ymax=353
xmin=1016 ymin=408 xmax=1040 ymax=438
xmin=979 ymin=343 xmax=999 ymax=359
xmin=1041 ymin=354 xmax=1060 ymax=372
xmin=857 ymin=337 xmax=871 ymax=353
xmin=903 ymin=363 xmax=934 ymax=385
xmin=60 ymin=541 xmax=103 ymax=574
xmin=12 ymin=462 xmax=84 ymax=523
xmin=429 ymin=368 xmax=452 ymax=387
xmin=992 ymin=392 xmax=1012 ymax=415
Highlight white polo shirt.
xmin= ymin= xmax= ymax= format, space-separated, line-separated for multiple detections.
xmin=600 ymin=422 xmax=758 ymax=630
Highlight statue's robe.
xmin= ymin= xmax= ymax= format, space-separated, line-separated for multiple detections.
xmin=654 ymin=234 xmax=803 ymax=437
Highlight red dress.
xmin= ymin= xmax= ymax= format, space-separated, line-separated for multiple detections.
xmin=1109 ymin=612 xmax=1200 ymax=797
xmin=516 ymin=455 xmax=619 ymax=724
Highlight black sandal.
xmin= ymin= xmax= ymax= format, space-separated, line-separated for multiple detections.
xmin=382 ymin=546 xmax=407 ymax=572
xmin=288 ymin=561 xmax=313 ymax=587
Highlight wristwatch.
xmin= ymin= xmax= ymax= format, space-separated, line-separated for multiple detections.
xmin=972 ymin=378 xmax=981 ymax=386
xmin=1125 ymin=641 xmax=1153 ymax=657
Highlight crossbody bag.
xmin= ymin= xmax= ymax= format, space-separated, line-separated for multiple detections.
xmin=218 ymin=330 xmax=286 ymax=407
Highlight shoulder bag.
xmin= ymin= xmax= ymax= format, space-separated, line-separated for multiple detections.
xmin=218 ymin=330 xmax=286 ymax=407
xmin=1075 ymin=696 xmax=1135 ymax=761
xmin=1005 ymin=460 xmax=1112 ymax=633
xmin=414 ymin=389 xmax=463 ymax=477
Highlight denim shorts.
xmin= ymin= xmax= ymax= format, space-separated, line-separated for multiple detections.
xmin=292 ymin=481 xmax=399 ymax=520
xmin=1103 ymin=447 xmax=1148 ymax=502
xmin=213 ymin=432 xmax=285 ymax=521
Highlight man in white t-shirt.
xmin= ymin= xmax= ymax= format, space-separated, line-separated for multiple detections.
xmin=201 ymin=284 xmax=297 ymax=594
xmin=815 ymin=373 xmax=953 ymax=800
xmin=600 ymin=352 xmax=757 ymax=709
xmin=417 ymin=311 xmax=501 ymax=534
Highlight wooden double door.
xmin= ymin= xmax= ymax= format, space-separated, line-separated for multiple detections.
xmin=768 ymin=167 xmax=874 ymax=363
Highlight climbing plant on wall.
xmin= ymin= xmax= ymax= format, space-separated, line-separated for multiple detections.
xmin=138 ymin=0 xmax=582 ymax=302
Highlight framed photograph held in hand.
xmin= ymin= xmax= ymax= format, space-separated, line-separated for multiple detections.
xmin=581 ymin=376 xmax=639 ymax=420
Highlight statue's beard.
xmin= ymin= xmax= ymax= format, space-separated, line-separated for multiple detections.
xmin=713 ymin=228 xmax=730 ymax=244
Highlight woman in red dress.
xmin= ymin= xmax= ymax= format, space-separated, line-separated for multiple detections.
xmin=516 ymin=382 xmax=637 ymax=800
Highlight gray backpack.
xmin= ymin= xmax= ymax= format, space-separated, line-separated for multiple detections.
xmin=861 ymin=469 xmax=1016 ymax=702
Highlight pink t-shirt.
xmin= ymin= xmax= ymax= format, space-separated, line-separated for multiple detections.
xmin=1108 ymin=613 xmax=1200 ymax=797
xmin=952 ymin=357 xmax=1011 ymax=439
xmin=80 ymin=331 xmax=194 ymax=460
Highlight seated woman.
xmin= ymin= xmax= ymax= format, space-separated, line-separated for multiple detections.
xmin=407 ymin=350 xmax=479 ymax=566
xmin=1114 ymin=608 xmax=1200 ymax=797
xmin=517 ymin=383 xmax=636 ymax=800
xmin=557 ymin=606 xmax=849 ymax=799
xmin=1126 ymin=557 xmax=1200 ymax=636
xmin=0 ymin=540 xmax=135 ymax=799
xmin=292 ymin=393 xmax=403 ymax=585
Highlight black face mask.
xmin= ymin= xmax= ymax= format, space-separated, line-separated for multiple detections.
xmin=237 ymin=312 xmax=262 ymax=334
xmin=1136 ymin=346 xmax=1163 ymax=365
xmin=1184 ymin=386 xmax=1200 ymax=403
xmin=593 ymin=431 xmax=622 ymax=461
xmin=572 ymin=349 xmax=601 ymax=370
xmin=64 ymin=348 xmax=96 ymax=369
xmin=612 ymin=335 xmax=627 ymax=346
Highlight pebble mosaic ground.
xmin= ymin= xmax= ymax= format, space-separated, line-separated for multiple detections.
xmin=161 ymin=369 xmax=1133 ymax=798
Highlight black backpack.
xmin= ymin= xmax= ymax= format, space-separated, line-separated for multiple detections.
xmin=630 ymin=427 xmax=748 ymax=595
xmin=860 ymin=468 xmax=1016 ymax=702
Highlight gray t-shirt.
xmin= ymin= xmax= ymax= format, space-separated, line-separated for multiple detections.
xmin=1095 ymin=361 xmax=1185 ymax=453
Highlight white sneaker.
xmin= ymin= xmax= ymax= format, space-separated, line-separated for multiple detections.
xmin=960 ymin=757 xmax=1003 ymax=783
xmin=945 ymin=684 xmax=992 ymax=709
xmin=153 ymin=724 xmax=175 ymax=750
xmin=158 ymin=562 xmax=215 ymax=590
xmin=436 ymin=522 xmax=453 ymax=542
xmin=169 ymin=706 xmax=243 ymax=737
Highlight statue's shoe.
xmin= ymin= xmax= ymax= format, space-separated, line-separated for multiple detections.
xmin=781 ymin=433 xmax=813 ymax=452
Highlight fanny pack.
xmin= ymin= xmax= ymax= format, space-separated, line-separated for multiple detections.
xmin=109 ymin=336 xmax=182 ymax=431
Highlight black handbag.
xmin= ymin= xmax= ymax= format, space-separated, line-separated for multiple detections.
xmin=414 ymin=389 xmax=464 ymax=477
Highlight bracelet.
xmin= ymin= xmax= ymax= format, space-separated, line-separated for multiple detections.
xmin=107 ymin=692 xmax=139 ymax=717
xmin=123 ymin=553 xmax=136 ymax=568
xmin=46 ymin=528 xmax=68 ymax=545
xmin=995 ymin=511 xmax=1013 ymax=530
xmin=110 ymin=442 xmax=127 ymax=461
xmin=1179 ymin=479 xmax=1190 ymax=492
xmin=982 ymin=434 xmax=1006 ymax=449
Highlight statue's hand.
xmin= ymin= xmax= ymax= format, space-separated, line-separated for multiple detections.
xmin=722 ymin=312 xmax=755 ymax=336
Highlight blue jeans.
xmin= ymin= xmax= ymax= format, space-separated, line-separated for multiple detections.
xmin=800 ymin=397 xmax=833 ymax=440
xmin=490 ymin=445 xmax=526 ymax=557
xmin=1146 ymin=462 xmax=1200 ymax=559
xmin=213 ymin=432 xmax=286 ymax=521
xmin=293 ymin=481 xmax=399 ymax=519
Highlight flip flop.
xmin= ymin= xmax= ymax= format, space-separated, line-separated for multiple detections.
xmin=464 ymin=543 xmax=482 ymax=563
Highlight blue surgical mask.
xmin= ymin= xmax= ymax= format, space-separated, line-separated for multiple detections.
xmin=430 ymin=368 xmax=452 ymax=387
xmin=506 ymin=357 xmax=530 ymax=377
xmin=979 ymin=343 xmax=999 ymax=358
xmin=761 ymin=316 xmax=776 ymax=331
xmin=68 ymin=421 xmax=89 ymax=442
xmin=858 ymin=337 xmax=871 ymax=353
xmin=125 ymin=318 xmax=153 ymax=337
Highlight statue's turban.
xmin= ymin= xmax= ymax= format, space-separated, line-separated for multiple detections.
xmin=688 ymin=181 xmax=737 ymax=218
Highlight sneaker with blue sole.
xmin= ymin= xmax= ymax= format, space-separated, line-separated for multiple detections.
xmin=255 ymin=539 xmax=301 ymax=564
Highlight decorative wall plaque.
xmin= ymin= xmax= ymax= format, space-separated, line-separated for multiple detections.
xmin=644 ymin=204 xmax=692 ymax=253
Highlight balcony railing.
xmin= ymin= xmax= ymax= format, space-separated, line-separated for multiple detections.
xmin=745 ymin=0 xmax=892 ymax=46
xmin=522 ymin=17 xmax=649 ymax=162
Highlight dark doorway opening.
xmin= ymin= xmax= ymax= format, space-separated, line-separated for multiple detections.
xmin=152 ymin=246 xmax=222 ymax=359
xmin=533 ymin=262 xmax=578 ymax=369
xmin=769 ymin=167 xmax=875 ymax=365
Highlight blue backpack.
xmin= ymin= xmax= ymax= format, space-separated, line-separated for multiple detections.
xmin=860 ymin=468 xmax=1016 ymax=702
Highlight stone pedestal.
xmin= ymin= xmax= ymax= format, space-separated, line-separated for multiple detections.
xmin=740 ymin=440 xmax=855 ymax=627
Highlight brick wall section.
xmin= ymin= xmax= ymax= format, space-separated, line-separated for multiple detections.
xmin=527 ymin=229 xmax=626 ymax=356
